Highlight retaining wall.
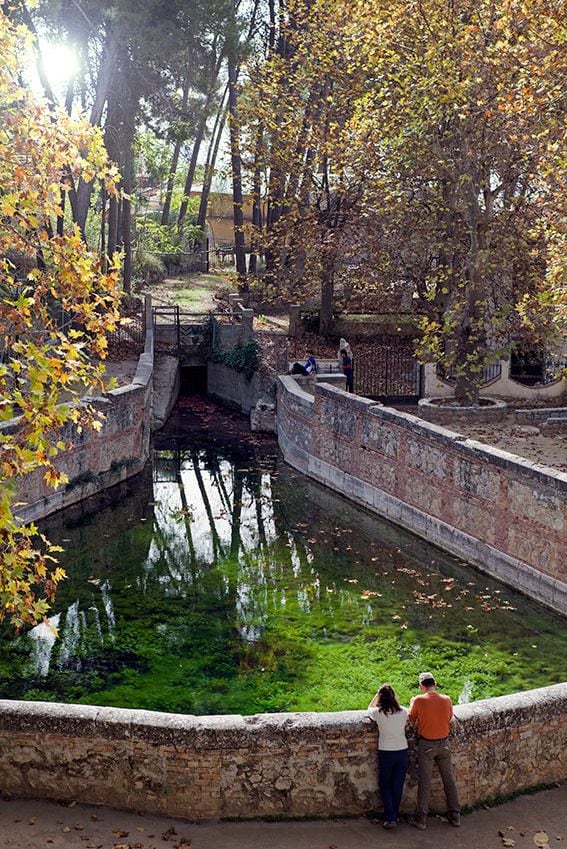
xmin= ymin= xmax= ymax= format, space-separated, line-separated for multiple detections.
xmin=207 ymin=362 xmax=275 ymax=414
xmin=10 ymin=299 xmax=154 ymax=525
xmin=0 ymin=685 xmax=564 ymax=819
xmin=277 ymin=377 xmax=567 ymax=614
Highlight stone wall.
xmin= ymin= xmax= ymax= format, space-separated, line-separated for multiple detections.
xmin=277 ymin=378 xmax=567 ymax=614
xmin=0 ymin=685 xmax=565 ymax=819
xmin=207 ymin=362 xmax=275 ymax=414
xmin=10 ymin=301 xmax=154 ymax=525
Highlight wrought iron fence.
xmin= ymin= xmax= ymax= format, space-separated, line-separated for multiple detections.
xmin=354 ymin=345 xmax=422 ymax=402
xmin=510 ymin=353 xmax=566 ymax=386
xmin=436 ymin=361 xmax=502 ymax=385
xmin=106 ymin=310 xmax=146 ymax=355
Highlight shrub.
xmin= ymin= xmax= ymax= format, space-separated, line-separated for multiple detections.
xmin=211 ymin=339 xmax=261 ymax=380
xmin=133 ymin=251 xmax=167 ymax=285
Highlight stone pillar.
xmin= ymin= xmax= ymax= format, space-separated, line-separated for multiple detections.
xmin=423 ymin=362 xmax=453 ymax=398
xmin=241 ymin=308 xmax=254 ymax=342
xmin=289 ymin=304 xmax=301 ymax=337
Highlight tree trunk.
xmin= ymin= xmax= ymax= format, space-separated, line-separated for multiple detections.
xmin=108 ymin=193 xmax=120 ymax=262
xmin=161 ymin=57 xmax=192 ymax=226
xmin=177 ymin=45 xmax=225 ymax=229
xmin=121 ymin=184 xmax=133 ymax=295
xmin=196 ymin=88 xmax=229 ymax=234
xmin=74 ymin=29 xmax=119 ymax=238
xmin=248 ymin=126 xmax=264 ymax=276
xmin=176 ymin=115 xmax=208 ymax=229
xmin=227 ymin=55 xmax=247 ymax=283
xmin=319 ymin=277 xmax=334 ymax=336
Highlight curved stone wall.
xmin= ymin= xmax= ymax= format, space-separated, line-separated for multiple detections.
xmin=0 ymin=685 xmax=565 ymax=819
xmin=277 ymin=377 xmax=567 ymax=614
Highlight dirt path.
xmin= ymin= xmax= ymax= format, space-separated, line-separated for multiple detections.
xmin=1 ymin=785 xmax=565 ymax=849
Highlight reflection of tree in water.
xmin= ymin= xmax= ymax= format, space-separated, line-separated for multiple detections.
xmin=2 ymin=400 xmax=566 ymax=714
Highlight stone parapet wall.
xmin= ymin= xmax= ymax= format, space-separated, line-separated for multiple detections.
xmin=0 ymin=685 xmax=565 ymax=819
xmin=11 ymin=299 xmax=154 ymax=524
xmin=277 ymin=379 xmax=567 ymax=614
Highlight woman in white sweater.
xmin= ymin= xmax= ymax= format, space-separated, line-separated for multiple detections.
xmin=368 ymin=684 xmax=409 ymax=829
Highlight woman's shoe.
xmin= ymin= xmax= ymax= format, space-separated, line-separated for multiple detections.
xmin=383 ymin=821 xmax=397 ymax=829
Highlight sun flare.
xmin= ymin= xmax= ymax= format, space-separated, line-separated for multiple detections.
xmin=36 ymin=41 xmax=80 ymax=93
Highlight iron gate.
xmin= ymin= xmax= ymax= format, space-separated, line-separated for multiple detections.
xmin=152 ymin=305 xmax=212 ymax=360
xmin=353 ymin=346 xmax=422 ymax=403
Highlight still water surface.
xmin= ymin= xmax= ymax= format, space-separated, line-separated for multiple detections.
xmin=1 ymin=398 xmax=566 ymax=714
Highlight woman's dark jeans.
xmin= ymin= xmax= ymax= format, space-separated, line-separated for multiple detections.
xmin=378 ymin=748 xmax=409 ymax=822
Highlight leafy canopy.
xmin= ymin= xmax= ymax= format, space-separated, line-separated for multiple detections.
xmin=0 ymin=5 xmax=122 ymax=629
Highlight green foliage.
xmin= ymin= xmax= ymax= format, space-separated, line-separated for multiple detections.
xmin=137 ymin=215 xmax=202 ymax=267
xmin=211 ymin=339 xmax=261 ymax=380
xmin=134 ymin=129 xmax=171 ymax=187
xmin=133 ymin=250 xmax=167 ymax=285
xmin=137 ymin=218 xmax=182 ymax=261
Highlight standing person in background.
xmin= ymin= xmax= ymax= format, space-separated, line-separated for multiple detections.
xmin=340 ymin=348 xmax=353 ymax=392
xmin=407 ymin=672 xmax=461 ymax=830
xmin=368 ymin=684 xmax=409 ymax=830
xmin=337 ymin=337 xmax=353 ymax=366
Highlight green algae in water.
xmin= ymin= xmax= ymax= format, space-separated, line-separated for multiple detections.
xmin=1 ymin=400 xmax=566 ymax=714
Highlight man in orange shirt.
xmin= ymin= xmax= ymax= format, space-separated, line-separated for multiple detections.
xmin=407 ymin=671 xmax=461 ymax=830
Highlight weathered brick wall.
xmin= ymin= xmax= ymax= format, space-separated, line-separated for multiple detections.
xmin=277 ymin=379 xmax=567 ymax=614
xmin=9 ymin=330 xmax=153 ymax=525
xmin=0 ymin=685 xmax=565 ymax=819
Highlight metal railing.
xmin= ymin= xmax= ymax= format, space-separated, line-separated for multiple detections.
xmin=436 ymin=361 xmax=502 ymax=385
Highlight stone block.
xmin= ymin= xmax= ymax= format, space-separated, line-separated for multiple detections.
xmin=508 ymin=480 xmax=564 ymax=531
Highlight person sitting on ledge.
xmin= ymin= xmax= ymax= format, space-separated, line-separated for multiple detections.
xmin=290 ymin=352 xmax=318 ymax=376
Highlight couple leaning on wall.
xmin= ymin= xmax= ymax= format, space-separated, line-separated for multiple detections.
xmin=368 ymin=671 xmax=461 ymax=831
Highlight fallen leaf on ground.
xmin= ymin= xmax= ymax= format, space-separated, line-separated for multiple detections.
xmin=534 ymin=833 xmax=550 ymax=847
xmin=162 ymin=828 xmax=177 ymax=841
xmin=62 ymin=826 xmax=71 ymax=833
xmin=113 ymin=831 xmax=129 ymax=838
xmin=502 ymin=840 xmax=516 ymax=848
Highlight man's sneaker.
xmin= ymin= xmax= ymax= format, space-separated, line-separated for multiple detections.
xmin=407 ymin=814 xmax=427 ymax=830
xmin=449 ymin=812 xmax=461 ymax=827
xmin=383 ymin=820 xmax=397 ymax=829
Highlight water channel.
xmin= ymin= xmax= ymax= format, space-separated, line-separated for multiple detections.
xmin=1 ymin=397 xmax=566 ymax=715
